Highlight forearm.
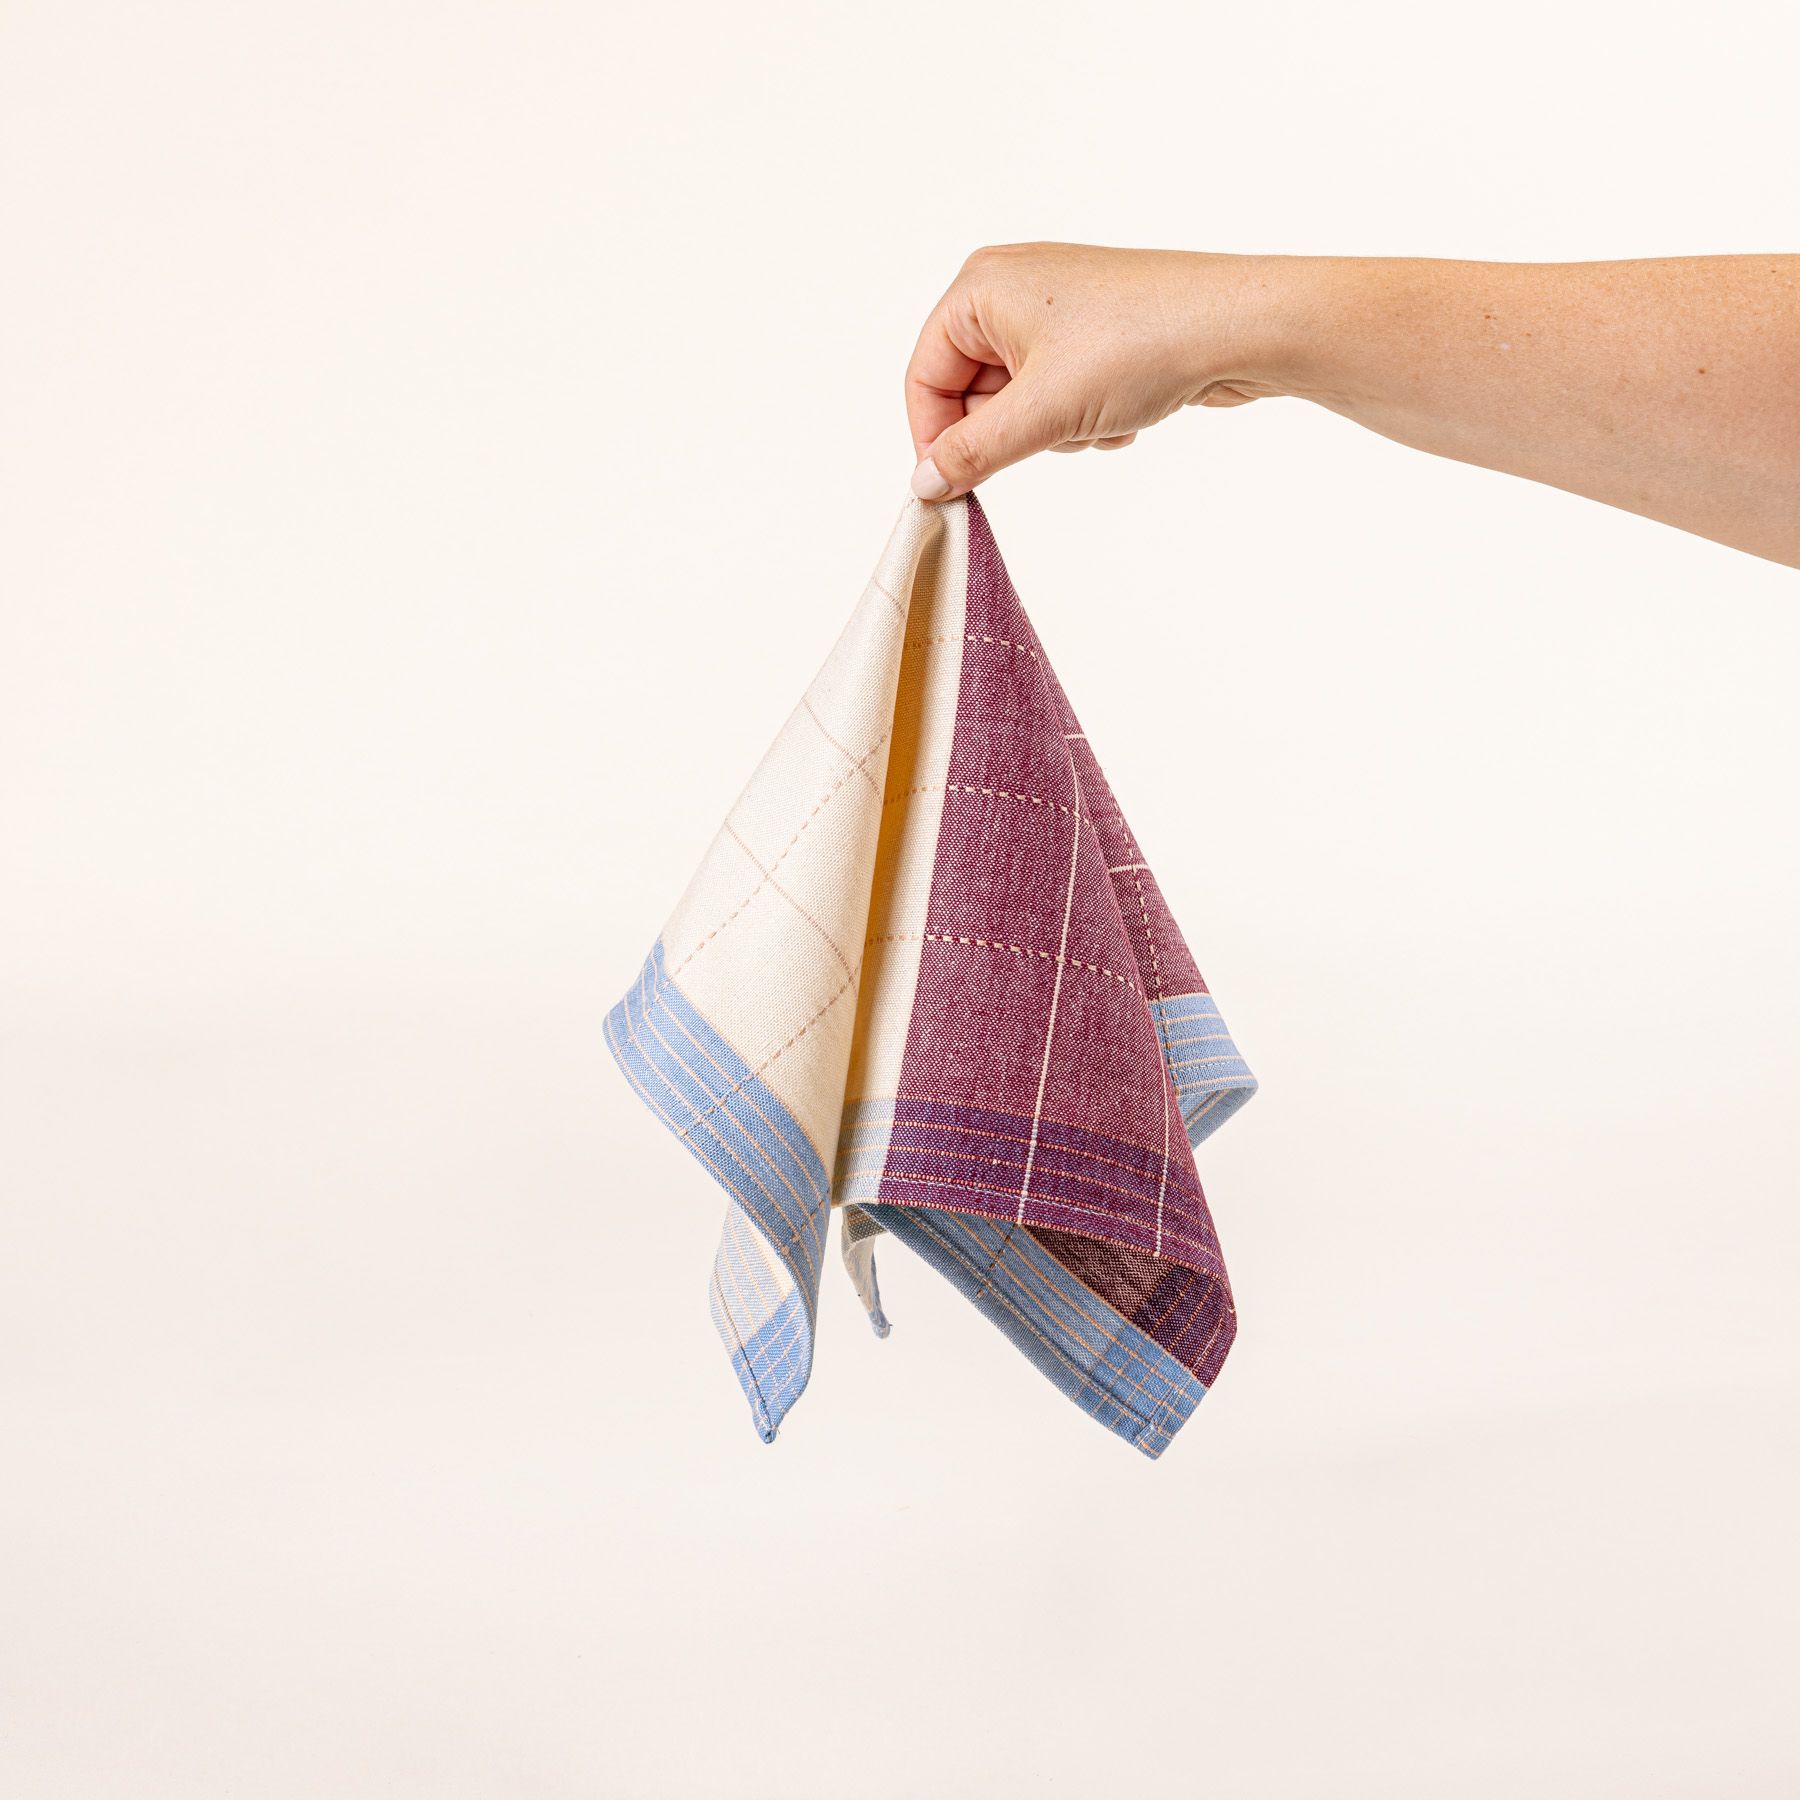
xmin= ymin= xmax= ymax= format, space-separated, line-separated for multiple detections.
xmin=1257 ymin=256 xmax=1800 ymax=566
xmin=906 ymin=243 xmax=1799 ymax=565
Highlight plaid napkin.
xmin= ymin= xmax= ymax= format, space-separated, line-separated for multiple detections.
xmin=606 ymin=495 xmax=1256 ymax=1457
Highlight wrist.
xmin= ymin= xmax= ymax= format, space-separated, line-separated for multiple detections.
xmin=1206 ymin=254 xmax=1388 ymax=405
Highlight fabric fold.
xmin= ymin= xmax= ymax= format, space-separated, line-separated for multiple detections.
xmin=606 ymin=494 xmax=1255 ymax=1456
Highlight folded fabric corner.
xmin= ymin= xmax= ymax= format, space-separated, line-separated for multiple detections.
xmin=606 ymin=494 xmax=1256 ymax=1457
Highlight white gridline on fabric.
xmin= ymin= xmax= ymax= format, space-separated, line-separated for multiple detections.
xmin=939 ymin=580 xmax=1183 ymax=1242
xmin=665 ymin=601 xmax=903 ymax=1079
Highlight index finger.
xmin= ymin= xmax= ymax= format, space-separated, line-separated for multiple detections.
xmin=904 ymin=299 xmax=986 ymax=462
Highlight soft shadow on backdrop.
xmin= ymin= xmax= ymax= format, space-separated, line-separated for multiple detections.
xmin=3 ymin=2 xmax=1796 ymax=1796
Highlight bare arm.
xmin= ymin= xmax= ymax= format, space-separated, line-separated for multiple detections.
xmin=905 ymin=248 xmax=1800 ymax=567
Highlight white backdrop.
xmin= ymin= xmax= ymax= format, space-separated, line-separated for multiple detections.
xmin=3 ymin=3 xmax=1797 ymax=1795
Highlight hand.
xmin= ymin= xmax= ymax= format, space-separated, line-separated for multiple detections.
xmin=904 ymin=244 xmax=1799 ymax=565
xmin=905 ymin=243 xmax=1289 ymax=500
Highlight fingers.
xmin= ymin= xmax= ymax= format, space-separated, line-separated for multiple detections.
xmin=911 ymin=374 xmax=1062 ymax=500
xmin=905 ymin=255 xmax=1139 ymax=499
xmin=960 ymin=365 xmax=1011 ymax=407
xmin=904 ymin=301 xmax=1002 ymax=462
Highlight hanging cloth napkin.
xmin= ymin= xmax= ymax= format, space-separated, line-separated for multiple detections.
xmin=606 ymin=495 xmax=1256 ymax=1457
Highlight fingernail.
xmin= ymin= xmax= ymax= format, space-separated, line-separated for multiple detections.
xmin=910 ymin=457 xmax=952 ymax=500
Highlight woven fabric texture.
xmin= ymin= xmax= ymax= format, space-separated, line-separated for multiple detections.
xmin=606 ymin=495 xmax=1256 ymax=1456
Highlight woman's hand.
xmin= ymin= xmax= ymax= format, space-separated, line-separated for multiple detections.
xmin=904 ymin=243 xmax=1800 ymax=569
xmin=905 ymin=244 xmax=1290 ymax=500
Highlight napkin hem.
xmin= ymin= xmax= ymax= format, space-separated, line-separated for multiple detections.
xmin=1149 ymin=991 xmax=1259 ymax=1147
xmin=861 ymin=1202 xmax=1208 ymax=1458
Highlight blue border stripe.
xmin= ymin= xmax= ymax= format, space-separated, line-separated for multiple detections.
xmin=1151 ymin=992 xmax=1257 ymax=1146
xmin=720 ymin=1287 xmax=811 ymax=1440
xmin=862 ymin=1203 xmax=1207 ymax=1458
xmin=616 ymin=946 xmax=828 ymax=1263
xmin=607 ymin=940 xmax=830 ymax=1441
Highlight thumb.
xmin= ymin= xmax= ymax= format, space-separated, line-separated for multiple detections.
xmin=911 ymin=376 xmax=1059 ymax=500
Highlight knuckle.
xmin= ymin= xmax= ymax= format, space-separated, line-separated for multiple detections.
xmin=960 ymin=242 xmax=1027 ymax=280
xmin=933 ymin=434 xmax=981 ymax=482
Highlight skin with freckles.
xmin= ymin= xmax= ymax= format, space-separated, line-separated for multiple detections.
xmin=906 ymin=245 xmax=1800 ymax=568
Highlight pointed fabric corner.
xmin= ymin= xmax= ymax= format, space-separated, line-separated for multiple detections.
xmin=606 ymin=495 xmax=1256 ymax=1456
